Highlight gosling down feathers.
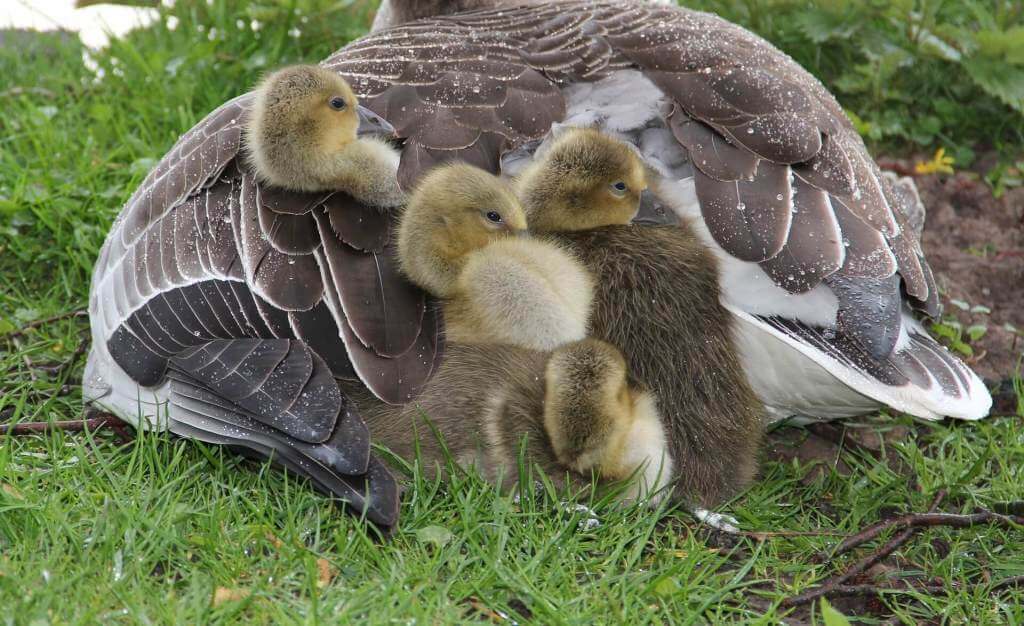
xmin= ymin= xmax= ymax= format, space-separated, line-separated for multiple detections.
xmin=388 ymin=160 xmax=671 ymax=500
xmin=516 ymin=127 xmax=648 ymax=233
xmin=510 ymin=126 xmax=765 ymax=506
xmin=246 ymin=64 xmax=404 ymax=207
xmin=397 ymin=163 xmax=593 ymax=352
xmin=345 ymin=339 xmax=674 ymax=503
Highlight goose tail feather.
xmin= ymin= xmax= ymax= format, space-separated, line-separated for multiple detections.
xmin=728 ymin=305 xmax=992 ymax=422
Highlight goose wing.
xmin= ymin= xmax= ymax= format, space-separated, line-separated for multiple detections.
xmin=323 ymin=0 xmax=935 ymax=363
xmin=92 ymin=95 xmax=442 ymax=404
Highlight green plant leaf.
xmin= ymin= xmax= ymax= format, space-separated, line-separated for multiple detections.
xmin=962 ymin=56 xmax=1024 ymax=112
xmin=821 ymin=597 xmax=853 ymax=626
xmin=967 ymin=324 xmax=988 ymax=341
xmin=795 ymin=9 xmax=856 ymax=44
xmin=953 ymin=341 xmax=974 ymax=357
xmin=975 ymin=27 xmax=1024 ymax=64
xmin=415 ymin=525 xmax=452 ymax=548
xmin=931 ymin=323 xmax=958 ymax=340
xmin=652 ymin=576 xmax=681 ymax=597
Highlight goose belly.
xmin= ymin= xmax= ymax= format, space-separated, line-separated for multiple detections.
xmin=728 ymin=313 xmax=880 ymax=423
xmin=83 ymin=339 xmax=171 ymax=430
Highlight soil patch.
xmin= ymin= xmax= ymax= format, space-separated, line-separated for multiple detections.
xmin=891 ymin=166 xmax=1024 ymax=383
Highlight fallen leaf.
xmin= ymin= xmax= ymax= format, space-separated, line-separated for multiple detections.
xmin=652 ymin=577 xmax=680 ymax=597
xmin=464 ymin=596 xmax=507 ymax=624
xmin=415 ymin=525 xmax=452 ymax=548
xmin=821 ymin=597 xmax=853 ymax=626
xmin=212 ymin=587 xmax=250 ymax=607
xmin=316 ymin=558 xmax=335 ymax=588
xmin=264 ymin=532 xmax=283 ymax=548
xmin=2 ymin=484 xmax=24 ymax=500
xmin=914 ymin=147 xmax=955 ymax=175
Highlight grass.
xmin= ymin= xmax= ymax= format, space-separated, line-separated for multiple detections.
xmin=1 ymin=1 xmax=1022 ymax=623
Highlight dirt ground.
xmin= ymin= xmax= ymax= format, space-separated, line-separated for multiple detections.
xmin=914 ymin=171 xmax=1024 ymax=384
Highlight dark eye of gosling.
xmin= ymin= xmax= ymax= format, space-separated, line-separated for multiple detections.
xmin=329 ymin=96 xmax=347 ymax=111
xmin=485 ymin=211 xmax=503 ymax=224
xmin=613 ymin=181 xmax=627 ymax=192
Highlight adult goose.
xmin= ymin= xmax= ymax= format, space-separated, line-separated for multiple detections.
xmin=85 ymin=0 xmax=990 ymax=524
xmin=351 ymin=0 xmax=991 ymax=422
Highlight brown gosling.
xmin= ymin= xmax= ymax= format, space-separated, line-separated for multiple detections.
xmin=345 ymin=339 xmax=674 ymax=502
xmin=396 ymin=163 xmax=593 ymax=352
xmin=245 ymin=64 xmax=404 ymax=207
xmin=515 ymin=127 xmax=649 ymax=232
xmin=520 ymin=127 xmax=765 ymax=509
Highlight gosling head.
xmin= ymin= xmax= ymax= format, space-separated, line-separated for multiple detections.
xmin=543 ymin=338 xmax=640 ymax=473
xmin=516 ymin=127 xmax=649 ymax=233
xmin=397 ymin=163 xmax=527 ymax=297
xmin=247 ymin=65 xmax=359 ymax=188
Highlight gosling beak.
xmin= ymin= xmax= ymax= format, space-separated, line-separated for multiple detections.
xmin=510 ymin=228 xmax=529 ymax=238
xmin=632 ymin=188 xmax=676 ymax=226
xmin=356 ymin=105 xmax=395 ymax=137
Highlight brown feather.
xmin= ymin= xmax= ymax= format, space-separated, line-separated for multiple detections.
xmin=551 ymin=225 xmax=764 ymax=507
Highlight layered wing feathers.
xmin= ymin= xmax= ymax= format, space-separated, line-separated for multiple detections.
xmin=92 ymin=101 xmax=440 ymax=406
xmin=96 ymin=0 xmax=942 ymax=400
xmin=322 ymin=0 xmax=938 ymax=359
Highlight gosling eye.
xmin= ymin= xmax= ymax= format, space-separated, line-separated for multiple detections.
xmin=610 ymin=181 xmax=628 ymax=196
xmin=484 ymin=210 xmax=503 ymax=224
xmin=328 ymin=96 xmax=347 ymax=111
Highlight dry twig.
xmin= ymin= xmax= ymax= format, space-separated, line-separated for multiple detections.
xmin=0 ymin=411 xmax=133 ymax=443
xmin=1 ymin=309 xmax=87 ymax=341
xmin=784 ymin=492 xmax=942 ymax=608
xmin=826 ymin=491 xmax=947 ymax=559
xmin=740 ymin=529 xmax=848 ymax=541
xmin=782 ymin=491 xmax=1024 ymax=608
xmin=829 ymin=510 xmax=1024 ymax=556
xmin=786 ymin=575 xmax=1024 ymax=606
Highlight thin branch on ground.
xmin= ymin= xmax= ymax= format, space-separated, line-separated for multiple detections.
xmin=1 ymin=415 xmax=113 ymax=435
xmin=827 ymin=490 xmax=947 ymax=558
xmin=1 ymin=308 xmax=87 ymax=341
xmin=30 ymin=335 xmax=90 ymax=377
xmin=784 ymin=574 xmax=1024 ymax=606
xmin=783 ymin=491 xmax=1024 ymax=608
xmin=784 ymin=492 xmax=944 ymax=608
xmin=740 ymin=529 xmax=848 ymax=540
xmin=829 ymin=510 xmax=1024 ymax=556
xmin=0 ymin=411 xmax=133 ymax=443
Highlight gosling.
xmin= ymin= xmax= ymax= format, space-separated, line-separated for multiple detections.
xmin=518 ymin=126 xmax=766 ymax=509
xmin=515 ymin=126 xmax=649 ymax=232
xmin=345 ymin=338 xmax=674 ymax=502
xmin=396 ymin=163 xmax=593 ymax=352
xmin=245 ymin=64 xmax=404 ymax=208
